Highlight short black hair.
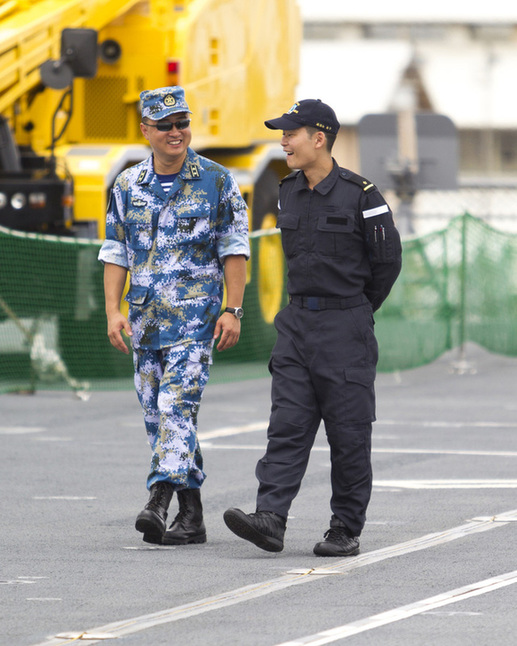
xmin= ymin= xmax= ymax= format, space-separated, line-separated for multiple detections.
xmin=306 ymin=126 xmax=336 ymax=152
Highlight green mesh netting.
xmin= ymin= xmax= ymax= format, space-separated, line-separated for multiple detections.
xmin=1 ymin=213 xmax=516 ymax=394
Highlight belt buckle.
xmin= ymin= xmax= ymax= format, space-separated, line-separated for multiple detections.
xmin=306 ymin=297 xmax=320 ymax=311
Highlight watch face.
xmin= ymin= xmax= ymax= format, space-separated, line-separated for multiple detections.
xmin=225 ymin=307 xmax=244 ymax=319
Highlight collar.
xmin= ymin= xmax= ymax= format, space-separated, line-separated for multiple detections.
xmin=136 ymin=148 xmax=202 ymax=185
xmin=291 ymin=159 xmax=339 ymax=195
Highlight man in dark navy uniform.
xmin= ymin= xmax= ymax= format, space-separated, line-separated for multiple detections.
xmin=224 ymin=99 xmax=402 ymax=556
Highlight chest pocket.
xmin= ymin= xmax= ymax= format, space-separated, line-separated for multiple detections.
xmin=125 ymin=209 xmax=154 ymax=250
xmin=316 ymin=209 xmax=355 ymax=256
xmin=172 ymin=202 xmax=212 ymax=246
xmin=277 ymin=211 xmax=300 ymax=258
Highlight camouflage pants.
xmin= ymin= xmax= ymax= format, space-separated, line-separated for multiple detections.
xmin=133 ymin=341 xmax=213 ymax=490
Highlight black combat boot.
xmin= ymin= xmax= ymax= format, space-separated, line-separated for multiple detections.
xmin=223 ymin=508 xmax=286 ymax=553
xmin=135 ymin=481 xmax=174 ymax=544
xmin=313 ymin=515 xmax=360 ymax=557
xmin=162 ymin=489 xmax=207 ymax=545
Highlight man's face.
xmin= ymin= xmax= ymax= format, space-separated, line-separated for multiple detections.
xmin=140 ymin=112 xmax=192 ymax=167
xmin=280 ymin=127 xmax=319 ymax=171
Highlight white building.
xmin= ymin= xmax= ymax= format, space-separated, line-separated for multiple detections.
xmin=296 ymin=1 xmax=517 ymax=233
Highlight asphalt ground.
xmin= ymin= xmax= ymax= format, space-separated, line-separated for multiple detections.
xmin=1 ymin=342 xmax=516 ymax=646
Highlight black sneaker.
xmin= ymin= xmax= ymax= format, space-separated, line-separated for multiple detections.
xmin=313 ymin=516 xmax=360 ymax=557
xmin=223 ymin=508 xmax=286 ymax=553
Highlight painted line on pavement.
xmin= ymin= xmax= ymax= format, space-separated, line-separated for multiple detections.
xmin=33 ymin=496 xmax=97 ymax=500
xmin=273 ymin=569 xmax=517 ymax=646
xmin=29 ymin=509 xmax=517 ymax=646
xmin=201 ymin=442 xmax=517 ymax=458
xmin=374 ymin=480 xmax=517 ymax=489
xmin=0 ymin=426 xmax=46 ymax=434
xmin=197 ymin=419 xmax=517 ymax=442
xmin=198 ymin=422 xmax=267 ymax=440
xmin=373 ymin=448 xmax=517 ymax=457
xmin=379 ymin=420 xmax=517 ymax=428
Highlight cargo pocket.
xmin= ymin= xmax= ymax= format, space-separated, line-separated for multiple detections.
xmin=125 ymin=284 xmax=149 ymax=306
xmin=176 ymin=278 xmax=220 ymax=301
xmin=344 ymin=365 xmax=376 ymax=423
xmin=175 ymin=203 xmax=211 ymax=245
xmin=126 ymin=211 xmax=153 ymax=250
xmin=276 ymin=211 xmax=300 ymax=258
xmin=316 ymin=209 xmax=355 ymax=256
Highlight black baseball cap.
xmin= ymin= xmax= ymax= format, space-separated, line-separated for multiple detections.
xmin=265 ymin=99 xmax=340 ymax=135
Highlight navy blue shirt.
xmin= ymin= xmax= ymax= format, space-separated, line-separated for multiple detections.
xmin=277 ymin=160 xmax=402 ymax=311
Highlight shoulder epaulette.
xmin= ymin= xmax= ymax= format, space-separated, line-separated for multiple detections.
xmin=340 ymin=170 xmax=376 ymax=193
xmin=280 ymin=171 xmax=298 ymax=185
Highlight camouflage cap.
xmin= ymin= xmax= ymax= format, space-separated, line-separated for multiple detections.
xmin=140 ymin=86 xmax=192 ymax=121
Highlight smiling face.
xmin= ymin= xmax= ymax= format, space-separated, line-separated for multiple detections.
xmin=280 ymin=127 xmax=321 ymax=172
xmin=140 ymin=112 xmax=192 ymax=173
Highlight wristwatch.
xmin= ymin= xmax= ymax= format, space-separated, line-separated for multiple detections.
xmin=225 ymin=306 xmax=244 ymax=319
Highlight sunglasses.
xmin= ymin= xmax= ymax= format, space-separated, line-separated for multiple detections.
xmin=144 ymin=118 xmax=191 ymax=132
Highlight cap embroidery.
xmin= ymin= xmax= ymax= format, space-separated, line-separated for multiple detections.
xmin=315 ymin=121 xmax=332 ymax=132
xmin=163 ymin=94 xmax=176 ymax=107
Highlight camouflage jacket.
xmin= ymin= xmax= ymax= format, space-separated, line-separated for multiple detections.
xmin=98 ymin=148 xmax=249 ymax=349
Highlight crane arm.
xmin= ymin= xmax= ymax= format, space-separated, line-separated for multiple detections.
xmin=0 ymin=0 xmax=140 ymax=114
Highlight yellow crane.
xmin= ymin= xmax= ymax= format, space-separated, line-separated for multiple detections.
xmin=1 ymin=0 xmax=300 ymax=234
xmin=0 ymin=0 xmax=300 ymax=321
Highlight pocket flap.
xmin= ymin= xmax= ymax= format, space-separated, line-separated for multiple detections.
xmin=125 ymin=210 xmax=153 ymax=225
xmin=125 ymin=284 xmax=149 ymax=305
xmin=344 ymin=365 xmax=376 ymax=388
xmin=277 ymin=211 xmax=300 ymax=230
xmin=176 ymin=279 xmax=220 ymax=300
xmin=317 ymin=209 xmax=355 ymax=233
xmin=177 ymin=202 xmax=210 ymax=218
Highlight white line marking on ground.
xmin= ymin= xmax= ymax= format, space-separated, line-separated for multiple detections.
xmin=201 ymin=443 xmax=517 ymax=458
xmin=273 ymin=570 xmax=517 ymax=645
xmin=198 ymin=422 xmax=267 ymax=440
xmin=423 ymin=610 xmax=482 ymax=616
xmin=0 ymin=426 xmax=46 ymax=434
xmin=197 ymin=420 xmax=517 ymax=442
xmin=379 ymin=420 xmax=517 ymax=428
xmin=374 ymin=480 xmax=517 ymax=489
xmin=374 ymin=448 xmax=517 ymax=457
xmin=54 ymin=633 xmax=116 ymax=641
xmin=28 ymin=510 xmax=517 ymax=646
xmin=122 ymin=419 xmax=517 ymax=434
xmin=33 ymin=496 xmax=97 ymax=500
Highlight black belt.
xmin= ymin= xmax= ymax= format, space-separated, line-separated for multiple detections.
xmin=289 ymin=294 xmax=366 ymax=311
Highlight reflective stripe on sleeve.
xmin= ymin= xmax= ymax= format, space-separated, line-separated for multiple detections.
xmin=363 ymin=204 xmax=389 ymax=218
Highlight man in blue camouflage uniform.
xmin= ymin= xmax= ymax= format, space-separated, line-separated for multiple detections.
xmin=98 ymin=86 xmax=249 ymax=545
xmin=224 ymin=99 xmax=402 ymax=556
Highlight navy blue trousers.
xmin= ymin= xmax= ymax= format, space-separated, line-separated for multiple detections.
xmin=256 ymin=299 xmax=378 ymax=536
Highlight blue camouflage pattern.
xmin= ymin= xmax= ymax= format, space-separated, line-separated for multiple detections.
xmin=140 ymin=86 xmax=192 ymax=120
xmin=98 ymin=147 xmax=250 ymax=350
xmin=134 ymin=343 xmax=211 ymax=489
